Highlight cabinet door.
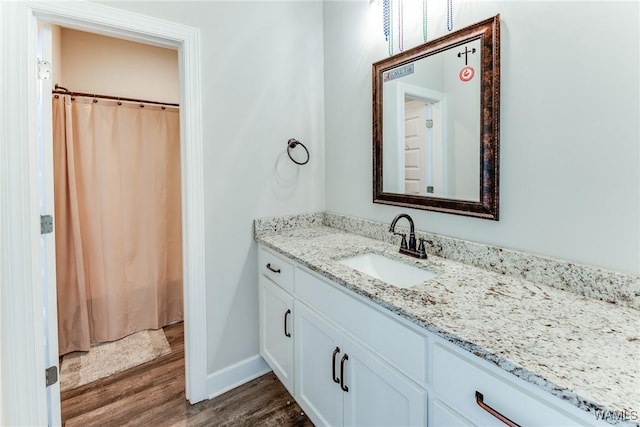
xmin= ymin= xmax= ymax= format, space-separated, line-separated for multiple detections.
xmin=342 ymin=340 xmax=426 ymax=427
xmin=259 ymin=276 xmax=294 ymax=394
xmin=295 ymin=302 xmax=344 ymax=427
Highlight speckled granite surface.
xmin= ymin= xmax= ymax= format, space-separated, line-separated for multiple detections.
xmin=256 ymin=212 xmax=640 ymax=310
xmin=254 ymin=212 xmax=324 ymax=236
xmin=323 ymin=212 xmax=640 ymax=311
xmin=254 ymin=219 xmax=640 ymax=426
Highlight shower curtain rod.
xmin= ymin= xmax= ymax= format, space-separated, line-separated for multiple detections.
xmin=53 ymin=84 xmax=179 ymax=107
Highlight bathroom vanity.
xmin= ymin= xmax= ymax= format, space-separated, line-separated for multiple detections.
xmin=256 ymin=215 xmax=639 ymax=427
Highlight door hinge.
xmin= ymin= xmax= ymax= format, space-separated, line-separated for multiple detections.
xmin=425 ymin=119 xmax=433 ymax=128
xmin=41 ymin=215 xmax=53 ymax=234
xmin=45 ymin=366 xmax=58 ymax=387
xmin=37 ymin=59 xmax=51 ymax=81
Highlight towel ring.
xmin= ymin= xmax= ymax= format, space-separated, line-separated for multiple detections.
xmin=287 ymin=138 xmax=309 ymax=165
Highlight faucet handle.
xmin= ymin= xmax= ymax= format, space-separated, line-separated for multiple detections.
xmin=393 ymin=232 xmax=408 ymax=249
xmin=417 ymin=238 xmax=427 ymax=258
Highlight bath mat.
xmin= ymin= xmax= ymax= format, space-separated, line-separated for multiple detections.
xmin=59 ymin=329 xmax=171 ymax=392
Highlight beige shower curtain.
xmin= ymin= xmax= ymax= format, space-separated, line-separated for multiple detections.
xmin=53 ymin=94 xmax=183 ymax=355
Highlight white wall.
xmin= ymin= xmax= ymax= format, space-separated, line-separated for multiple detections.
xmin=95 ymin=1 xmax=326 ymax=375
xmin=444 ymin=38 xmax=480 ymax=200
xmin=57 ymin=28 xmax=179 ymax=103
xmin=324 ymin=1 xmax=640 ymax=275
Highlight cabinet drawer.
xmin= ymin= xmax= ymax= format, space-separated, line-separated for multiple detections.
xmin=259 ymin=247 xmax=294 ymax=293
xmin=432 ymin=343 xmax=585 ymax=427
xmin=296 ymin=267 xmax=427 ymax=385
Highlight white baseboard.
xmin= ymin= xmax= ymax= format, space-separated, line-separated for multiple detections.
xmin=207 ymin=355 xmax=271 ymax=399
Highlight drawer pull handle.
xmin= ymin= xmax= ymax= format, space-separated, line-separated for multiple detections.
xmin=332 ymin=347 xmax=341 ymax=383
xmin=475 ymin=391 xmax=521 ymax=427
xmin=266 ymin=263 xmax=281 ymax=273
xmin=340 ymin=354 xmax=349 ymax=392
xmin=284 ymin=309 xmax=291 ymax=338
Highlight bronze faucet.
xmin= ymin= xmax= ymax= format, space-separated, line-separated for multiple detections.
xmin=389 ymin=214 xmax=427 ymax=259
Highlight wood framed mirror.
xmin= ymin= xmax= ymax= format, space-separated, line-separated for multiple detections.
xmin=373 ymin=15 xmax=500 ymax=220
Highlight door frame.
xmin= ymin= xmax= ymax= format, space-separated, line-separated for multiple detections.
xmin=396 ymin=82 xmax=447 ymax=195
xmin=0 ymin=2 xmax=207 ymax=424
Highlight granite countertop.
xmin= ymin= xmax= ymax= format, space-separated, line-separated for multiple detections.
xmin=256 ymin=225 xmax=640 ymax=426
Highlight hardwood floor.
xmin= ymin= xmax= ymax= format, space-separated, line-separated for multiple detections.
xmin=61 ymin=322 xmax=313 ymax=426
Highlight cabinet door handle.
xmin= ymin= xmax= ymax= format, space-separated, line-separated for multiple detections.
xmin=266 ymin=263 xmax=281 ymax=273
xmin=284 ymin=309 xmax=291 ymax=338
xmin=475 ymin=391 xmax=521 ymax=427
xmin=332 ymin=347 xmax=340 ymax=383
xmin=340 ymin=354 xmax=349 ymax=392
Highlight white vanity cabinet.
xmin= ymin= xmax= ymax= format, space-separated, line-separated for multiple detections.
xmin=257 ymin=245 xmax=607 ymax=427
xmin=295 ymin=301 xmax=426 ymax=427
xmin=258 ymin=249 xmax=295 ymax=394
xmin=258 ymin=246 xmax=426 ymax=427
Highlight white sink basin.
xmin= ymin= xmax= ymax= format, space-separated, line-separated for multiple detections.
xmin=338 ymin=252 xmax=437 ymax=288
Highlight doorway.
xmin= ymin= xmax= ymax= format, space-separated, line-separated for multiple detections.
xmin=394 ymin=82 xmax=447 ymax=198
xmin=50 ymin=26 xmax=183 ymax=397
xmin=403 ymin=96 xmax=445 ymax=197
xmin=0 ymin=3 xmax=207 ymax=425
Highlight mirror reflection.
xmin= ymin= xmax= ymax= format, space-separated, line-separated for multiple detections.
xmin=373 ymin=15 xmax=500 ymax=220
xmin=382 ymin=39 xmax=481 ymax=201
